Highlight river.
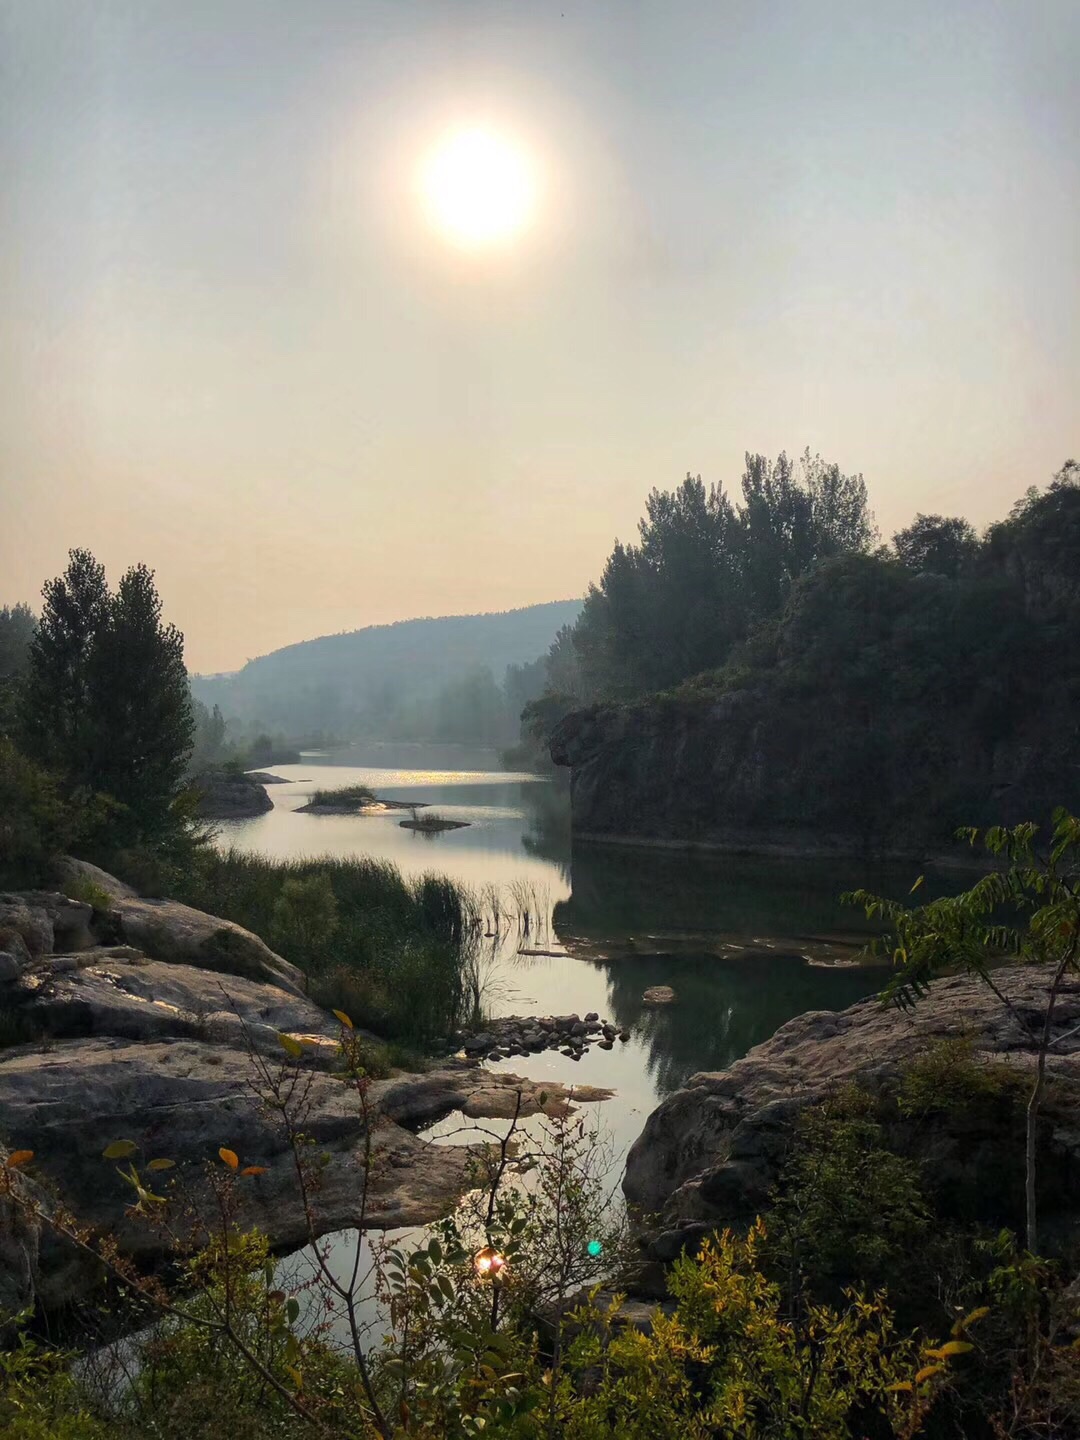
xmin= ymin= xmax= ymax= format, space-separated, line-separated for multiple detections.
xmin=215 ymin=745 xmax=936 ymax=1345
xmin=219 ymin=746 xmax=922 ymax=1166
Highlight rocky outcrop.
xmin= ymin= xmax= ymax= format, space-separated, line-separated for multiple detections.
xmin=550 ymin=688 xmax=1079 ymax=860
xmin=192 ymin=768 xmax=274 ymax=820
xmin=0 ymin=890 xmax=95 ymax=962
xmin=4 ymin=949 xmax=337 ymax=1057
xmin=624 ymin=965 xmax=1080 ymax=1257
xmin=58 ymin=858 xmax=305 ymax=994
xmin=0 ymin=939 xmax=598 ymax=1313
xmin=453 ymin=1012 xmax=630 ymax=1062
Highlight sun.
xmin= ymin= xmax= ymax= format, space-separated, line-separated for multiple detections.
xmin=419 ymin=128 xmax=536 ymax=248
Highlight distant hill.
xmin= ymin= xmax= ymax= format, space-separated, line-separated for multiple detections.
xmin=191 ymin=600 xmax=582 ymax=740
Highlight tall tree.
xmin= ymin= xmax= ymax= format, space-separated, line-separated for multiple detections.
xmin=89 ymin=563 xmax=194 ymax=839
xmin=567 ymin=454 xmax=874 ymax=701
xmin=19 ymin=549 xmax=109 ymax=786
xmin=739 ymin=450 xmax=875 ymax=620
xmin=0 ymin=602 xmax=36 ymax=736
xmin=892 ymin=514 xmax=979 ymax=579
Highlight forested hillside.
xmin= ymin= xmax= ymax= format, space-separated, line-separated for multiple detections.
xmin=549 ymin=459 xmax=1080 ymax=854
xmin=190 ymin=599 xmax=581 ymax=744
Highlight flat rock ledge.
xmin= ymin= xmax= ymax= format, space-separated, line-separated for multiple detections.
xmin=624 ymin=964 xmax=1080 ymax=1263
xmin=454 ymin=1012 xmax=631 ymax=1062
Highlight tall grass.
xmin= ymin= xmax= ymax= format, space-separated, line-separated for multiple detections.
xmin=171 ymin=848 xmax=484 ymax=1047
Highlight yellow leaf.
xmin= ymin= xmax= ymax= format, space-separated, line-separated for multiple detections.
xmin=219 ymin=1147 xmax=239 ymax=1170
xmin=332 ymin=1009 xmax=354 ymax=1030
xmin=910 ymin=875 xmax=925 ymax=893
xmin=6 ymin=1150 xmax=33 ymax=1169
xmin=284 ymin=1365 xmax=303 ymax=1391
xmin=957 ymin=1306 xmax=990 ymax=1331
xmin=146 ymin=1158 xmax=175 ymax=1172
xmin=885 ymin=1381 xmax=913 ymax=1393
xmin=936 ymin=1340 xmax=974 ymax=1357
xmin=915 ymin=1365 xmax=944 ymax=1384
xmin=278 ymin=1033 xmax=303 ymax=1058
xmin=241 ymin=1165 xmax=269 ymax=1176
xmin=103 ymin=1140 xmax=137 ymax=1160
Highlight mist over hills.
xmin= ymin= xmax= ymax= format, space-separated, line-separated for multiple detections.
xmin=190 ymin=599 xmax=582 ymax=742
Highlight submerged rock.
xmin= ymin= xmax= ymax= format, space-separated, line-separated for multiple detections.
xmin=641 ymin=986 xmax=676 ymax=1006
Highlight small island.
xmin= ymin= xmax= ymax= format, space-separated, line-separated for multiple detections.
xmin=400 ymin=812 xmax=470 ymax=833
xmin=295 ymin=784 xmax=383 ymax=814
xmin=295 ymin=784 xmax=441 ymax=817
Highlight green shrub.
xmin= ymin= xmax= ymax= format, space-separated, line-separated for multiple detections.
xmin=270 ymin=873 xmax=339 ymax=955
xmin=308 ymin=784 xmax=377 ymax=808
xmin=61 ymin=878 xmax=114 ymax=914
xmin=897 ymin=1037 xmax=1027 ymax=1119
xmin=766 ymin=1097 xmax=932 ymax=1307
xmin=0 ymin=739 xmax=75 ymax=887
xmin=0 ymin=1320 xmax=108 ymax=1440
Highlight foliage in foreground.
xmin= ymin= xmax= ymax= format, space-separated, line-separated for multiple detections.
xmin=7 ymin=1002 xmax=1080 ymax=1439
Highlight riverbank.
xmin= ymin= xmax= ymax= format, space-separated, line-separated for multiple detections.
xmin=0 ymin=867 xmax=606 ymax=1316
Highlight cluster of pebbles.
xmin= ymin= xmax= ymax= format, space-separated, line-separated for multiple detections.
xmin=452 ymin=1013 xmax=631 ymax=1063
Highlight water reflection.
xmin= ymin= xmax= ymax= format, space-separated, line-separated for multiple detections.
xmin=578 ymin=950 xmax=877 ymax=1097
xmin=222 ymin=756 xmax=951 ymax=1145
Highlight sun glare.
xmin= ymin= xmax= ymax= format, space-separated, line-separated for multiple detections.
xmin=419 ymin=128 xmax=536 ymax=248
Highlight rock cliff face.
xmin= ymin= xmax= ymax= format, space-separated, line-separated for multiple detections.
xmin=623 ymin=965 xmax=1080 ymax=1260
xmin=550 ymin=692 xmax=1076 ymax=859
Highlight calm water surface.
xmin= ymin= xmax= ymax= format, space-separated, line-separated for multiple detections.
xmin=222 ymin=747 xmax=943 ymax=1344
xmin=220 ymin=748 xmax=926 ymax=1163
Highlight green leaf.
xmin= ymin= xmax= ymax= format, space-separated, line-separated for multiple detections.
xmin=286 ymin=1297 xmax=300 ymax=1325
xmin=146 ymin=1158 xmax=175 ymax=1172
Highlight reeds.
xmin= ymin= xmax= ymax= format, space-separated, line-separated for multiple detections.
xmin=174 ymin=848 xmax=480 ymax=1046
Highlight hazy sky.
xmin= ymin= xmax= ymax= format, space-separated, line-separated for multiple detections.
xmin=2 ymin=1 xmax=1077 ymax=673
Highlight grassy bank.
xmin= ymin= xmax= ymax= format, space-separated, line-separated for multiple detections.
xmin=170 ymin=847 xmax=484 ymax=1047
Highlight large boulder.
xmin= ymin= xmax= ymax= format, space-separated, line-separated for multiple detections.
xmin=191 ymin=769 xmax=274 ymax=820
xmin=58 ymin=858 xmax=305 ymax=995
xmin=0 ymin=891 xmax=94 ymax=959
xmin=624 ymin=965 xmax=1080 ymax=1252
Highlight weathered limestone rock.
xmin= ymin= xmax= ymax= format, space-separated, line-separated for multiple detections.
xmin=624 ymin=965 xmax=1080 ymax=1252
xmin=0 ymin=943 xmax=606 ymax=1312
xmin=0 ymin=891 xmax=94 ymax=958
xmin=4 ymin=951 xmax=339 ymax=1057
xmin=550 ymin=678 xmax=1080 ymax=856
xmin=57 ymin=858 xmax=305 ymax=994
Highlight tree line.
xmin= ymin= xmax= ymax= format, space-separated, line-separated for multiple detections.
xmin=0 ymin=551 xmax=195 ymax=881
xmin=518 ymin=453 xmax=1080 ymax=763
